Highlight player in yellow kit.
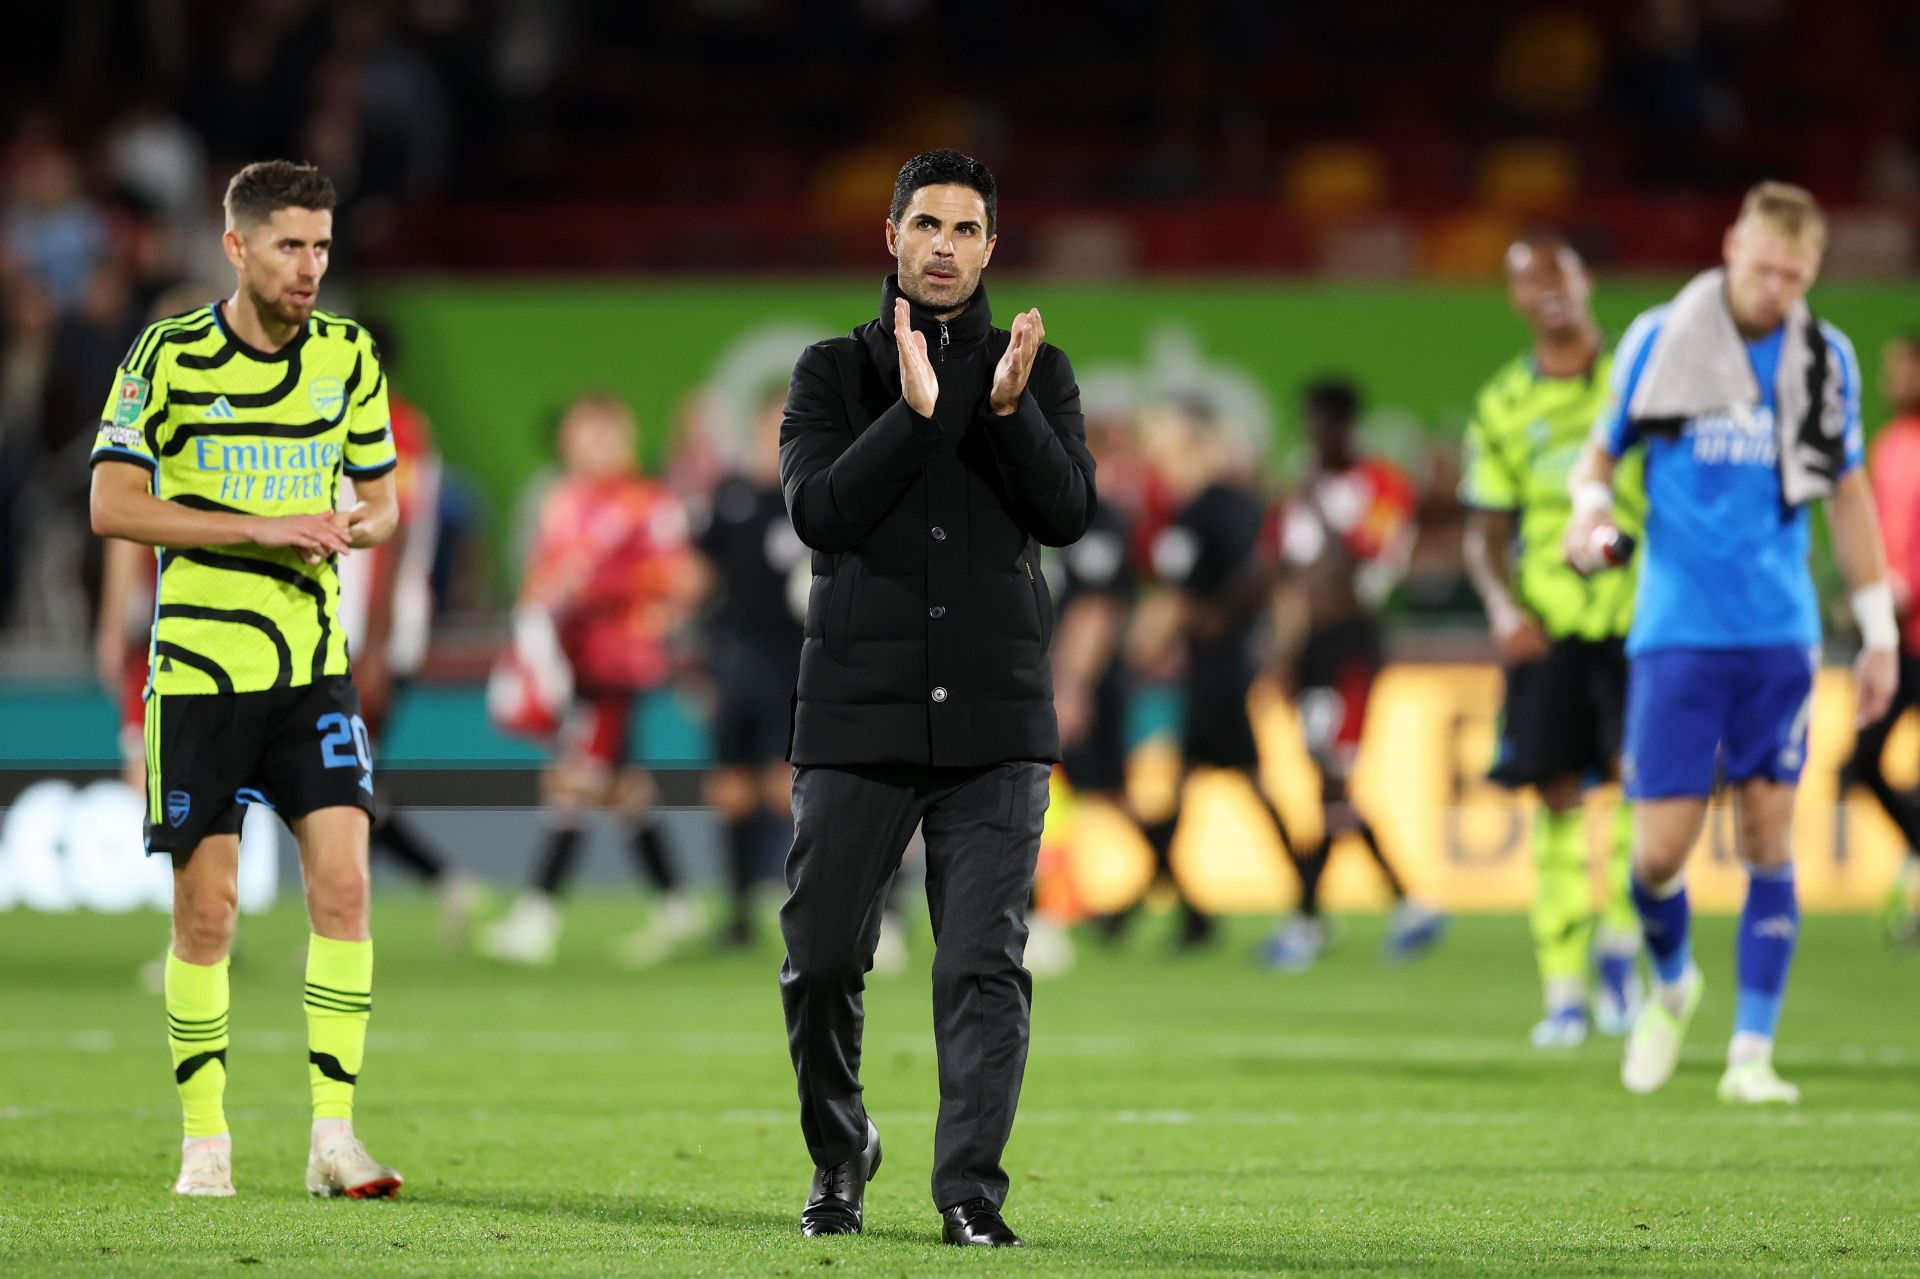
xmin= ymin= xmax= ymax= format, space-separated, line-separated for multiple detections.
xmin=89 ymin=161 xmax=404 ymax=1198
xmin=1461 ymin=233 xmax=1644 ymax=1047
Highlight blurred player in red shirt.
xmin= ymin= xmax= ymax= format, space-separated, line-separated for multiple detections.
xmin=336 ymin=361 xmax=481 ymax=951
xmin=1266 ymin=377 xmax=1444 ymax=970
xmin=482 ymin=393 xmax=702 ymax=966
xmin=1843 ymin=333 xmax=1920 ymax=941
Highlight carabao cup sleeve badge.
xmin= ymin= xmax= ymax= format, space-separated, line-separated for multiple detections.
xmin=114 ymin=374 xmax=150 ymax=428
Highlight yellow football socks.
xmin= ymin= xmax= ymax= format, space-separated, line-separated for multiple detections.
xmin=165 ymin=953 xmax=231 ymax=1139
xmin=304 ymin=934 xmax=373 ymax=1122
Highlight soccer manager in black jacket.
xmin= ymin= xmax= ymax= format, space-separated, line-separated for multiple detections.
xmin=777 ymin=150 xmax=1094 ymax=1248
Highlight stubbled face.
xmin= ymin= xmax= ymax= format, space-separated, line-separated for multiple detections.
xmin=1506 ymin=241 xmax=1591 ymax=338
xmin=559 ymin=402 xmax=636 ymax=477
xmin=1723 ymin=221 xmax=1822 ymax=335
xmin=886 ymin=184 xmax=995 ymax=315
xmin=1884 ymin=340 xmax=1920 ymax=415
xmin=224 ymin=206 xmax=331 ymax=328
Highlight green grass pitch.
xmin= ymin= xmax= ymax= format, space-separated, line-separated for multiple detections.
xmin=2 ymin=898 xmax=1915 ymax=1276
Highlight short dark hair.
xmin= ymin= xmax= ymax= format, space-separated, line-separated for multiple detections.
xmin=224 ymin=160 xmax=336 ymax=229
xmin=890 ymin=149 xmax=997 ymax=235
xmin=1303 ymin=376 xmax=1361 ymax=426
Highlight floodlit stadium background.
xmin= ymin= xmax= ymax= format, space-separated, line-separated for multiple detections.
xmin=3 ymin=0 xmax=1918 ymax=913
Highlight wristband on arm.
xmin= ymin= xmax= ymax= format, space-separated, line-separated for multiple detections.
xmin=1852 ymin=580 xmax=1899 ymax=651
xmin=1571 ymin=480 xmax=1613 ymax=520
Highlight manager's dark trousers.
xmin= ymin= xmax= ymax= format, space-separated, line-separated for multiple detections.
xmin=779 ymin=760 xmax=1049 ymax=1210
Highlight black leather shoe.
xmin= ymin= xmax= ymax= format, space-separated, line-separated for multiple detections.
xmin=800 ymin=1121 xmax=881 ymax=1236
xmin=940 ymin=1197 xmax=1024 ymax=1247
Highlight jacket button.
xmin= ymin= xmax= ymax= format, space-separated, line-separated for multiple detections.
xmin=929 ymin=605 xmax=946 ymax=619
xmin=931 ymin=526 xmax=947 ymax=541
xmin=931 ymin=686 xmax=948 ymax=703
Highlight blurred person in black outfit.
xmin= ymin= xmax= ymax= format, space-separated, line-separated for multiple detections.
xmin=777 ymin=150 xmax=1093 ymax=1247
xmin=1052 ymin=403 xmax=1143 ymax=815
xmin=694 ymin=386 xmax=808 ymax=948
xmin=1125 ymin=396 xmax=1306 ymax=950
xmin=1042 ymin=501 xmax=1138 ymax=964
xmin=1046 ymin=399 xmax=1159 ymax=948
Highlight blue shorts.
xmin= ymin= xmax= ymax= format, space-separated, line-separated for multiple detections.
xmin=1621 ymin=645 xmax=1817 ymax=800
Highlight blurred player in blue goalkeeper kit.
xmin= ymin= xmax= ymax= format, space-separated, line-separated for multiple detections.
xmin=1566 ymin=183 xmax=1897 ymax=1104
xmin=1461 ymin=234 xmax=1644 ymax=1047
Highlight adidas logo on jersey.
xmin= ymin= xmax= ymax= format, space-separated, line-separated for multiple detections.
xmin=202 ymin=397 xmax=237 ymax=421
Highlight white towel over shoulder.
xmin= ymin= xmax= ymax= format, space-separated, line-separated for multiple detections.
xmin=1626 ymin=267 xmax=1846 ymax=506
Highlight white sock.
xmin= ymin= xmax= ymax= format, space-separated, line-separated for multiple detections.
xmin=184 ymin=1133 xmax=231 ymax=1150
xmin=312 ymin=1118 xmax=353 ymax=1146
xmin=1543 ymin=977 xmax=1586 ymax=1016
xmin=1655 ymin=965 xmax=1697 ymax=1018
xmin=1728 ymin=1031 xmax=1773 ymax=1070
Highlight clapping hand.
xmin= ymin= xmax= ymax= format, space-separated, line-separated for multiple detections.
xmin=989 ymin=308 xmax=1044 ymax=416
xmin=895 ymin=297 xmax=939 ymax=418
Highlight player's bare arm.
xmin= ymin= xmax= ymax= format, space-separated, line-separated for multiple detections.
xmin=336 ymin=471 xmax=400 ymax=549
xmin=1463 ymin=508 xmax=1550 ymax=664
xmin=1265 ymin=575 xmax=1313 ymax=691
xmin=1052 ymin=592 xmax=1124 ymax=745
xmin=1827 ymin=467 xmax=1899 ymax=726
xmin=95 ymin=535 xmax=145 ymax=693
xmin=1562 ymin=441 xmax=1618 ymax=573
xmin=91 ymin=458 xmax=352 ymax=558
xmin=1126 ymin=588 xmax=1189 ymax=680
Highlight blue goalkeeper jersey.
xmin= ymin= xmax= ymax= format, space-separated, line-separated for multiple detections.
xmin=1599 ymin=304 xmax=1863 ymax=655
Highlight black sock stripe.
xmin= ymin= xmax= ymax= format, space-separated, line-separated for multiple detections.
xmin=308 ymin=1051 xmax=358 ymax=1085
xmin=175 ymin=1048 xmax=227 ymax=1084
xmin=165 ymin=1011 xmax=229 ymax=1026
xmin=303 ymin=993 xmax=372 ymax=1009
xmin=304 ymin=1002 xmax=372 ymax=1016
xmin=168 ymin=1029 xmax=230 ymax=1043
xmin=167 ymin=1019 xmax=230 ymax=1032
xmin=303 ymin=981 xmax=371 ymax=998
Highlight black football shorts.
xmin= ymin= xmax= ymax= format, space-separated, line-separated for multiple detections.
xmin=1488 ymin=636 xmax=1627 ymax=790
xmin=144 ymin=674 xmax=375 ymax=855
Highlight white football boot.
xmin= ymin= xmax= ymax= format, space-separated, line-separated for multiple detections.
xmin=479 ymin=892 xmax=560 ymax=966
xmin=1622 ymin=967 xmax=1702 ymax=1095
xmin=306 ymin=1123 xmax=403 ymax=1199
xmin=172 ymin=1135 xmax=235 ymax=1197
xmin=1716 ymin=1058 xmax=1801 ymax=1104
xmin=615 ymin=893 xmax=705 ymax=968
xmin=1529 ymin=1006 xmax=1590 ymax=1049
xmin=1023 ymin=914 xmax=1076 ymax=979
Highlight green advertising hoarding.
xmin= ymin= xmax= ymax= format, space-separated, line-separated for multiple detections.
xmin=361 ymin=277 xmax=1920 ymax=585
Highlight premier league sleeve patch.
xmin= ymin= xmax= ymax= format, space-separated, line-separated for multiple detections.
xmin=113 ymin=374 xmax=151 ymax=429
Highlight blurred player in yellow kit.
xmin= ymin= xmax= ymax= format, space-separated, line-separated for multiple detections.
xmin=1461 ymin=234 xmax=1643 ymax=1046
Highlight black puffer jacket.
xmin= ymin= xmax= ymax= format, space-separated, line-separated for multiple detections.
xmin=780 ymin=276 xmax=1095 ymax=768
